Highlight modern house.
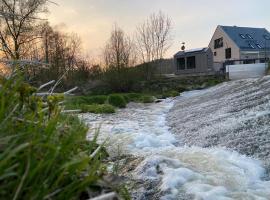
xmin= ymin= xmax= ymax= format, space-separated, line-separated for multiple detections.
xmin=174 ymin=47 xmax=214 ymax=75
xmin=174 ymin=25 xmax=270 ymax=75
xmin=209 ymin=25 xmax=270 ymax=69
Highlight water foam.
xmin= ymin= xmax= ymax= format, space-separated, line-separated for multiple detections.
xmin=81 ymin=90 xmax=270 ymax=199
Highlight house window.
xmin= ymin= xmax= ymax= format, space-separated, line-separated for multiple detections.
xmin=187 ymin=56 xmax=196 ymax=69
xmin=246 ymin=34 xmax=253 ymax=39
xmin=263 ymin=35 xmax=270 ymax=40
xmin=256 ymin=44 xmax=262 ymax=49
xmin=249 ymin=43 xmax=255 ymax=49
xmin=177 ymin=58 xmax=185 ymax=70
xmin=225 ymin=48 xmax=231 ymax=59
xmin=214 ymin=38 xmax=223 ymax=49
xmin=214 ymin=52 xmax=217 ymax=56
xmin=239 ymin=34 xmax=246 ymax=39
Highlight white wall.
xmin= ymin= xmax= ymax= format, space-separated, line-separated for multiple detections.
xmin=226 ymin=63 xmax=267 ymax=80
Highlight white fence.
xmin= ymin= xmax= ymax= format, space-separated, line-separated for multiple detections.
xmin=226 ymin=63 xmax=267 ymax=80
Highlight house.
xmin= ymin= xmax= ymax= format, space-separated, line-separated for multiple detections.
xmin=174 ymin=47 xmax=214 ymax=75
xmin=209 ymin=25 xmax=270 ymax=68
xmin=174 ymin=25 xmax=270 ymax=75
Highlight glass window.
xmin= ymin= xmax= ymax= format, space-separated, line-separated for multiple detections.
xmin=246 ymin=34 xmax=253 ymax=39
xmin=214 ymin=38 xmax=223 ymax=49
xmin=256 ymin=44 xmax=262 ymax=49
xmin=249 ymin=43 xmax=255 ymax=49
xmin=177 ymin=58 xmax=185 ymax=70
xmin=264 ymin=35 xmax=270 ymax=40
xmin=214 ymin=52 xmax=217 ymax=56
xmin=187 ymin=56 xmax=196 ymax=69
xmin=239 ymin=34 xmax=246 ymax=39
xmin=225 ymin=48 xmax=231 ymax=59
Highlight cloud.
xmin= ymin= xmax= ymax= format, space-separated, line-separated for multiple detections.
xmin=48 ymin=0 xmax=270 ymax=58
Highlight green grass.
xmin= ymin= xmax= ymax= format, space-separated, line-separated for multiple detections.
xmin=0 ymin=73 xmax=118 ymax=200
xmin=107 ymin=94 xmax=127 ymax=108
xmin=140 ymin=95 xmax=155 ymax=103
xmin=81 ymin=104 xmax=115 ymax=114
xmin=67 ymin=95 xmax=108 ymax=105
xmin=158 ymin=90 xmax=180 ymax=99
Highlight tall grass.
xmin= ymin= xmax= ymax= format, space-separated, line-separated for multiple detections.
xmin=0 ymin=72 xmax=115 ymax=199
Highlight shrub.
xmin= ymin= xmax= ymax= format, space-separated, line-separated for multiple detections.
xmin=81 ymin=104 xmax=115 ymax=114
xmin=0 ymin=73 xmax=113 ymax=200
xmin=161 ymin=90 xmax=179 ymax=98
xmin=140 ymin=95 xmax=155 ymax=103
xmin=169 ymin=90 xmax=179 ymax=97
xmin=125 ymin=93 xmax=143 ymax=102
xmin=84 ymin=95 xmax=108 ymax=104
xmin=108 ymin=94 xmax=127 ymax=108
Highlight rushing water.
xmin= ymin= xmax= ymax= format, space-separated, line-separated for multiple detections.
xmin=81 ymin=79 xmax=270 ymax=200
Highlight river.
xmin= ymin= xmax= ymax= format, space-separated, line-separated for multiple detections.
xmin=81 ymin=77 xmax=270 ymax=200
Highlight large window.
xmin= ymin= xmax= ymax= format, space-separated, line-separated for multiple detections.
xmin=214 ymin=37 xmax=223 ymax=49
xmin=225 ymin=48 xmax=231 ymax=59
xmin=187 ymin=56 xmax=196 ymax=69
xmin=177 ymin=58 xmax=185 ymax=70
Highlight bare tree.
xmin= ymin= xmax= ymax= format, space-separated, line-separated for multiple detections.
xmin=0 ymin=0 xmax=50 ymax=59
xmin=103 ymin=24 xmax=137 ymax=91
xmin=104 ymin=24 xmax=136 ymax=70
xmin=136 ymin=11 xmax=172 ymax=79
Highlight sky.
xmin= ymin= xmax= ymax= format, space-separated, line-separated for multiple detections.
xmin=47 ymin=0 xmax=270 ymax=59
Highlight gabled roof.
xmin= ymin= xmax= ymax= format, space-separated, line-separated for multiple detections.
xmin=220 ymin=25 xmax=270 ymax=51
xmin=174 ymin=47 xmax=209 ymax=57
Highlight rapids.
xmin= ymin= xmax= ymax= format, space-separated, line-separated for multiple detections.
xmin=81 ymin=77 xmax=270 ymax=200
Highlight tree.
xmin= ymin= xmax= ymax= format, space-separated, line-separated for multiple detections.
xmin=136 ymin=11 xmax=172 ymax=79
xmin=104 ymin=24 xmax=136 ymax=70
xmin=103 ymin=25 xmax=137 ymax=91
xmin=0 ymin=0 xmax=49 ymax=59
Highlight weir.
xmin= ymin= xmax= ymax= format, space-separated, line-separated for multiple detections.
xmin=81 ymin=77 xmax=270 ymax=199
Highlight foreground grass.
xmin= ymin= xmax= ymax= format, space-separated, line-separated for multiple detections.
xmin=0 ymin=73 xmax=126 ymax=199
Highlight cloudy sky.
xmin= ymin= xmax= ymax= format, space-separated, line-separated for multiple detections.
xmin=48 ymin=0 xmax=270 ymax=58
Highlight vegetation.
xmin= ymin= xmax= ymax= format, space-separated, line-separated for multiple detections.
xmin=0 ymin=72 xmax=121 ymax=200
xmin=108 ymin=94 xmax=127 ymax=108
xmin=81 ymin=104 xmax=115 ymax=114
xmin=140 ymin=95 xmax=155 ymax=103
xmin=267 ymin=62 xmax=270 ymax=75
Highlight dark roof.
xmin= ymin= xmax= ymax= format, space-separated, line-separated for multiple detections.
xmin=220 ymin=25 xmax=270 ymax=51
xmin=174 ymin=47 xmax=209 ymax=57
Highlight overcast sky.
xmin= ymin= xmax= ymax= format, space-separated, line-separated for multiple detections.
xmin=48 ymin=0 xmax=270 ymax=58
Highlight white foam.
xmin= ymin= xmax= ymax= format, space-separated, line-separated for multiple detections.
xmin=81 ymin=94 xmax=270 ymax=199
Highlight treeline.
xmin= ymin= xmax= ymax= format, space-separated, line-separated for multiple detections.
xmin=0 ymin=0 xmax=172 ymax=92
xmin=0 ymin=0 xmax=173 ymax=93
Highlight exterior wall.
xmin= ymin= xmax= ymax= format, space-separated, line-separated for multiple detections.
xmin=240 ymin=51 xmax=270 ymax=60
xmin=226 ymin=63 xmax=267 ymax=80
xmin=208 ymin=26 xmax=240 ymax=63
xmin=174 ymin=49 xmax=214 ymax=75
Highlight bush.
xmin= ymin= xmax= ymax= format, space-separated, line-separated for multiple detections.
xmin=108 ymin=94 xmax=127 ymax=108
xmin=124 ymin=93 xmax=143 ymax=102
xmin=84 ymin=95 xmax=108 ymax=104
xmin=140 ymin=95 xmax=155 ymax=103
xmin=0 ymin=73 xmax=112 ymax=200
xmin=161 ymin=90 xmax=179 ymax=98
xmin=81 ymin=104 xmax=115 ymax=114
xmin=67 ymin=95 xmax=108 ymax=105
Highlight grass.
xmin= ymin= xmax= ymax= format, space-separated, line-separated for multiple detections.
xmin=0 ymin=72 xmax=121 ymax=199
xmin=107 ymin=94 xmax=127 ymax=108
xmin=81 ymin=104 xmax=115 ymax=114
xmin=65 ymin=90 xmax=183 ymax=114
xmin=140 ymin=95 xmax=155 ymax=103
